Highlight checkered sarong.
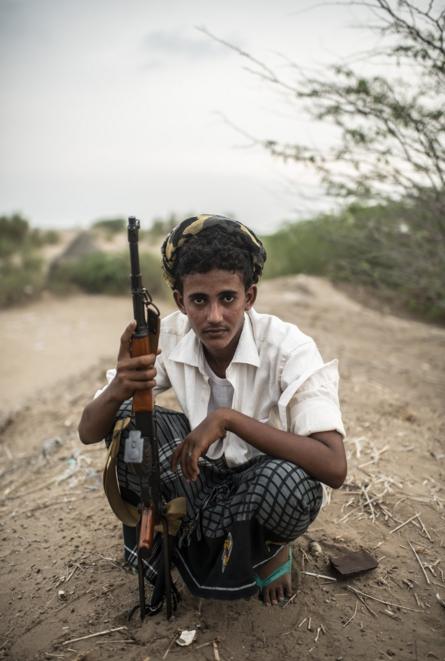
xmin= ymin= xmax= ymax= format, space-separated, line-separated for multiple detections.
xmin=107 ymin=402 xmax=323 ymax=600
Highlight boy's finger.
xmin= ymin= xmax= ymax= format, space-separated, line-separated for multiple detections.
xmin=189 ymin=449 xmax=200 ymax=481
xmin=171 ymin=442 xmax=184 ymax=472
xmin=183 ymin=447 xmax=197 ymax=482
xmin=181 ymin=450 xmax=191 ymax=481
xmin=117 ymin=321 xmax=137 ymax=360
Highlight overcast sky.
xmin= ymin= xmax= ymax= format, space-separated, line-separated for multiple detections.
xmin=0 ymin=0 xmax=380 ymax=234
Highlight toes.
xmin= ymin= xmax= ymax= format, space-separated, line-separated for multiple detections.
xmin=262 ymin=579 xmax=294 ymax=607
xmin=266 ymin=585 xmax=283 ymax=606
xmin=284 ymin=577 xmax=292 ymax=599
xmin=263 ymin=588 xmax=272 ymax=607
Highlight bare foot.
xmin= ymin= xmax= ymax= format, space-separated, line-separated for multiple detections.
xmin=256 ymin=545 xmax=292 ymax=606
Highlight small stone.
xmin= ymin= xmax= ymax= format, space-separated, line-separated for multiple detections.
xmin=308 ymin=541 xmax=322 ymax=557
xmin=41 ymin=437 xmax=62 ymax=457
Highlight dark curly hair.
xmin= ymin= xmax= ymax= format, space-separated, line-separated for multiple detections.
xmin=173 ymin=225 xmax=261 ymax=291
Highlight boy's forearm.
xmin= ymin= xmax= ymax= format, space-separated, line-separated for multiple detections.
xmin=220 ymin=408 xmax=346 ymax=488
xmin=78 ymin=388 xmax=123 ymax=444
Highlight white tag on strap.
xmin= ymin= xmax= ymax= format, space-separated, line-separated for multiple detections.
xmin=124 ymin=430 xmax=144 ymax=463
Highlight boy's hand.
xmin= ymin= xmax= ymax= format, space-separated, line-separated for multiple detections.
xmin=107 ymin=321 xmax=160 ymax=403
xmin=171 ymin=410 xmax=228 ymax=481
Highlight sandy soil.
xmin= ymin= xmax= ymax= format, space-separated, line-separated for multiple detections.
xmin=0 ymin=276 xmax=444 ymax=661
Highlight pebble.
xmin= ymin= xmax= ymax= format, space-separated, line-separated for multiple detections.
xmin=41 ymin=437 xmax=62 ymax=457
xmin=308 ymin=541 xmax=322 ymax=557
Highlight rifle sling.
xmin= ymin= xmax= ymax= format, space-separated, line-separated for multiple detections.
xmin=103 ymin=417 xmax=186 ymax=534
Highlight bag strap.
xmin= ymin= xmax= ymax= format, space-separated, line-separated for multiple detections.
xmin=103 ymin=417 xmax=139 ymax=527
xmin=103 ymin=417 xmax=187 ymax=531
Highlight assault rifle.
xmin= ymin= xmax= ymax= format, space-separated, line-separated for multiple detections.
xmin=126 ymin=216 xmax=177 ymax=620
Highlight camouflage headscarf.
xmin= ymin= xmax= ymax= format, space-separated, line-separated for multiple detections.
xmin=161 ymin=214 xmax=267 ymax=289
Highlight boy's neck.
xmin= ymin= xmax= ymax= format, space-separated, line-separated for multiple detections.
xmin=203 ymin=349 xmax=232 ymax=378
xmin=202 ymin=322 xmax=244 ymax=378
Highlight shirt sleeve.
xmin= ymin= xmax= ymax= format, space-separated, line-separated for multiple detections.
xmin=153 ymin=349 xmax=171 ymax=396
xmin=94 ymin=368 xmax=116 ymax=399
xmin=277 ymin=341 xmax=345 ymax=437
xmin=286 ymin=361 xmax=345 ymax=437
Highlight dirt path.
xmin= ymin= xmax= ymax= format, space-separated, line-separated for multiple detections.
xmin=0 ymin=277 xmax=444 ymax=661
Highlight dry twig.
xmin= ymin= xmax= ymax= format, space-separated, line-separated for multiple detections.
xmin=282 ymin=592 xmax=298 ymax=607
xmin=347 ymin=586 xmax=423 ymax=613
xmin=390 ymin=513 xmax=419 ymax=534
xmin=343 ymin=601 xmax=358 ymax=627
xmin=409 ymin=541 xmax=431 ymax=585
xmin=302 ymin=571 xmax=336 ymax=582
xmin=361 ymin=486 xmax=376 ymax=521
xmin=162 ymin=634 xmax=177 ymax=659
xmin=213 ymin=639 xmax=221 ymax=661
xmin=62 ymin=626 xmax=127 ymax=646
xmin=416 ymin=515 xmax=433 ymax=541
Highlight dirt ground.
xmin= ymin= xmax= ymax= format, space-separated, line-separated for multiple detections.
xmin=0 ymin=276 xmax=444 ymax=661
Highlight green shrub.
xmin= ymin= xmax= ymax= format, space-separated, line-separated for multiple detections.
xmin=92 ymin=218 xmax=126 ymax=235
xmin=263 ymin=195 xmax=445 ymax=324
xmin=0 ymin=214 xmax=50 ymax=306
xmin=0 ymin=214 xmax=30 ymax=257
xmin=30 ymin=228 xmax=60 ymax=247
xmin=0 ymin=214 xmax=60 ymax=258
xmin=146 ymin=214 xmax=180 ymax=239
xmin=263 ymin=216 xmax=332 ymax=279
xmin=0 ymin=251 xmax=44 ymax=307
xmin=48 ymin=250 xmax=168 ymax=298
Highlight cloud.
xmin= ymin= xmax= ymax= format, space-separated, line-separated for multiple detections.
xmin=143 ymin=29 xmax=224 ymax=61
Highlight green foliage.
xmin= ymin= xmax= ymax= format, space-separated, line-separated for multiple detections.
xmin=32 ymin=228 xmax=60 ymax=246
xmin=0 ymin=213 xmax=30 ymax=257
xmin=0 ymin=250 xmax=44 ymax=307
xmin=263 ymin=197 xmax=445 ymax=323
xmin=147 ymin=214 xmax=181 ymax=239
xmin=0 ymin=214 xmax=60 ymax=307
xmin=263 ymin=216 xmax=332 ymax=279
xmin=226 ymin=1 xmax=444 ymax=210
xmin=92 ymin=218 xmax=126 ymax=236
xmin=48 ymin=250 xmax=168 ymax=297
xmin=253 ymin=0 xmax=445 ymax=325
xmin=0 ymin=214 xmax=60 ymax=257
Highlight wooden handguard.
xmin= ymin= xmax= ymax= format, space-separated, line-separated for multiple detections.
xmin=139 ymin=505 xmax=154 ymax=551
xmin=131 ymin=335 xmax=156 ymax=412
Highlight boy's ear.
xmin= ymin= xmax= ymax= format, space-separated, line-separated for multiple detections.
xmin=245 ymin=284 xmax=257 ymax=310
xmin=173 ymin=289 xmax=186 ymax=314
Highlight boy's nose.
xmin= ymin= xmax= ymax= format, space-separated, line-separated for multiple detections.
xmin=207 ymin=302 xmax=224 ymax=323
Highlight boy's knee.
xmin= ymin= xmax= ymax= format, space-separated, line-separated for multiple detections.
xmin=258 ymin=459 xmax=322 ymax=514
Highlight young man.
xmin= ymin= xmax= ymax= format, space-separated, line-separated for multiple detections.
xmin=79 ymin=214 xmax=346 ymax=608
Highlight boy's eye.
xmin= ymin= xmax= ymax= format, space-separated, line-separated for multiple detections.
xmin=222 ymin=294 xmax=235 ymax=303
xmin=192 ymin=296 xmax=206 ymax=305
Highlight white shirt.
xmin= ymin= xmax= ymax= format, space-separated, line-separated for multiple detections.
xmin=100 ymin=307 xmax=345 ymax=468
xmin=203 ymin=360 xmax=234 ymax=459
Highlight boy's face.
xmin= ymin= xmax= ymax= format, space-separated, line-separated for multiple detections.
xmin=173 ymin=269 xmax=257 ymax=362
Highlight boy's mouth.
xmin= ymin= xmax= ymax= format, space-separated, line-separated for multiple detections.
xmin=203 ymin=327 xmax=228 ymax=335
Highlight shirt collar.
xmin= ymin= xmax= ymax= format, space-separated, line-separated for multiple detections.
xmin=168 ymin=311 xmax=260 ymax=370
